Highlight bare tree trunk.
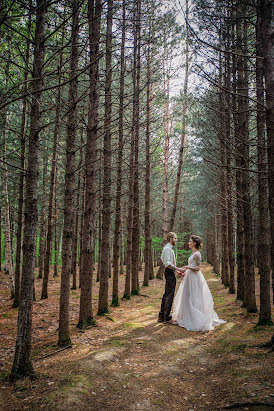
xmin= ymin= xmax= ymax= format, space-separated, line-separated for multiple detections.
xmin=0 ymin=208 xmax=2 ymax=272
xmin=96 ymin=160 xmax=102 ymax=283
xmin=98 ymin=0 xmax=113 ymax=315
xmin=79 ymin=135 xmax=85 ymax=287
xmin=112 ymin=0 xmax=125 ymax=306
xmin=241 ymin=14 xmax=257 ymax=313
xmin=53 ymin=170 xmax=58 ymax=277
xmin=169 ymin=0 xmax=189 ymax=232
xmin=71 ymin=143 xmax=82 ymax=290
xmin=131 ymin=0 xmax=141 ymax=296
xmin=156 ymin=74 xmax=170 ymax=281
xmin=43 ymin=22 xmax=65 ymax=286
xmin=10 ymin=0 xmax=46 ymax=380
xmin=143 ymin=38 xmax=153 ymax=286
xmin=124 ymin=123 xmax=134 ymax=298
xmin=120 ymin=219 xmax=124 ymax=275
xmin=2 ymin=113 xmax=15 ymax=298
xmin=38 ymin=151 xmax=48 ymax=281
xmin=256 ymin=5 xmax=272 ymax=325
xmin=260 ymin=0 xmax=274 ymax=304
xmin=78 ymin=0 xmax=102 ymax=328
xmin=58 ymin=0 xmax=80 ymax=346
xmin=235 ymin=4 xmax=245 ymax=302
xmin=13 ymin=9 xmax=31 ymax=307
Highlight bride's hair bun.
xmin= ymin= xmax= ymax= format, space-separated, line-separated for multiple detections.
xmin=191 ymin=235 xmax=203 ymax=250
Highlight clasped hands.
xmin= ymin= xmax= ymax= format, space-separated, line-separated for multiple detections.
xmin=176 ymin=266 xmax=187 ymax=278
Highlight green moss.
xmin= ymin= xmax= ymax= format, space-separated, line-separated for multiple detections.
xmin=1 ymin=313 xmax=12 ymax=318
xmin=236 ymin=343 xmax=247 ymax=351
xmin=97 ymin=308 xmax=110 ymax=316
xmin=77 ymin=317 xmax=96 ymax=329
xmin=57 ymin=337 xmax=72 ymax=348
xmin=111 ymin=296 xmax=120 ymax=307
xmin=0 ymin=371 xmax=9 ymax=382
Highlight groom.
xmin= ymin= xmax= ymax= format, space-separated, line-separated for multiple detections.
xmin=158 ymin=232 xmax=184 ymax=325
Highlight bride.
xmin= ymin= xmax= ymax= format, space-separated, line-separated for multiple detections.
xmin=173 ymin=235 xmax=226 ymax=332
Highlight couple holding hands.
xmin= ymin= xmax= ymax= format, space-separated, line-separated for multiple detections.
xmin=158 ymin=232 xmax=226 ymax=331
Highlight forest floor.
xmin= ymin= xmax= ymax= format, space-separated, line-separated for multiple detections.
xmin=0 ymin=263 xmax=273 ymax=411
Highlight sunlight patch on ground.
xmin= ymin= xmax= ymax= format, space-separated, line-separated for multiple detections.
xmin=93 ymin=348 xmax=122 ymax=362
xmin=220 ymin=322 xmax=235 ymax=332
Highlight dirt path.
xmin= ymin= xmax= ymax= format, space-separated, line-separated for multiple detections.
xmin=0 ymin=264 xmax=273 ymax=410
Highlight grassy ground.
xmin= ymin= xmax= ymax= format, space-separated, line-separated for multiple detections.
xmin=0 ymin=263 xmax=273 ymax=410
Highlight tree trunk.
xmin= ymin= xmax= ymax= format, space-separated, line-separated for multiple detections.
xmin=2 ymin=112 xmax=15 ymax=298
xmin=143 ymin=38 xmax=153 ymax=287
xmin=240 ymin=14 xmax=257 ymax=313
xmin=260 ymin=0 xmax=274 ymax=305
xmin=112 ymin=0 xmax=125 ymax=306
xmin=53 ymin=171 xmax=58 ymax=277
xmin=169 ymin=0 xmax=189 ymax=233
xmin=43 ymin=22 xmax=65 ymax=286
xmin=131 ymin=0 xmax=141 ymax=296
xmin=58 ymin=0 xmax=80 ymax=346
xmin=98 ymin=0 xmax=113 ymax=315
xmin=0 ymin=208 xmax=2 ymax=272
xmin=38 ymin=151 xmax=48 ymax=281
xmin=10 ymin=0 xmax=46 ymax=380
xmin=255 ymin=3 xmax=272 ymax=325
xmin=235 ymin=4 xmax=245 ymax=303
xmin=13 ymin=9 xmax=31 ymax=307
xmin=78 ymin=0 xmax=102 ymax=328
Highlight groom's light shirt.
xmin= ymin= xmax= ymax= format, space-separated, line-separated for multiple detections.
xmin=161 ymin=242 xmax=176 ymax=270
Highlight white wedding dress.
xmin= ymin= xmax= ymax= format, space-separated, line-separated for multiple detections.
xmin=173 ymin=251 xmax=226 ymax=332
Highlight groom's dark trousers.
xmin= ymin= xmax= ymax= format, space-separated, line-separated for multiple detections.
xmin=158 ymin=267 xmax=176 ymax=321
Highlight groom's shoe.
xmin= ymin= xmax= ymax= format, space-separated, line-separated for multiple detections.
xmin=164 ymin=319 xmax=177 ymax=325
xmin=158 ymin=317 xmax=164 ymax=323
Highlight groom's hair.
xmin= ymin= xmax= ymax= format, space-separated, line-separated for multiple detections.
xmin=167 ymin=232 xmax=176 ymax=242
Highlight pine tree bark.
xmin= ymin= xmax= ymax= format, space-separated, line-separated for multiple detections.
xmin=131 ymin=0 xmax=141 ymax=295
xmin=38 ymin=151 xmax=48 ymax=281
xmin=260 ymin=0 xmax=274 ymax=305
xmin=10 ymin=0 xmax=46 ymax=379
xmin=2 ymin=112 xmax=15 ymax=298
xmin=256 ymin=6 xmax=272 ymax=325
xmin=241 ymin=14 xmax=257 ymax=313
xmin=43 ymin=22 xmax=65 ymax=287
xmin=143 ymin=39 xmax=154 ymax=287
xmin=169 ymin=0 xmax=189 ymax=233
xmin=112 ymin=0 xmax=125 ymax=305
xmin=58 ymin=0 xmax=80 ymax=346
xmin=53 ymin=171 xmax=58 ymax=277
xmin=78 ymin=0 xmax=102 ymax=328
xmin=13 ymin=9 xmax=31 ymax=307
xmin=235 ymin=3 xmax=245 ymax=302
xmin=98 ymin=0 xmax=113 ymax=315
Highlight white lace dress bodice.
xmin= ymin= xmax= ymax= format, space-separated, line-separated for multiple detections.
xmin=172 ymin=251 xmax=226 ymax=332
